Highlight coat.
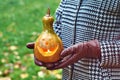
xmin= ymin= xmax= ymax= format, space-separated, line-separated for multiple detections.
xmin=53 ymin=0 xmax=120 ymax=79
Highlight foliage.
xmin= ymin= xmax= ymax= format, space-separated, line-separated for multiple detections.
xmin=0 ymin=0 xmax=62 ymax=80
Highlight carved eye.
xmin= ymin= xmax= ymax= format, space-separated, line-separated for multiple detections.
xmin=42 ymin=38 xmax=45 ymax=41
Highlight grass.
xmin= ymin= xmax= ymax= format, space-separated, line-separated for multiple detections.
xmin=0 ymin=0 xmax=62 ymax=80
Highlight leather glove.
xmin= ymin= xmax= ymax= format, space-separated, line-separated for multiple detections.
xmin=47 ymin=39 xmax=101 ymax=70
xmin=26 ymin=39 xmax=101 ymax=70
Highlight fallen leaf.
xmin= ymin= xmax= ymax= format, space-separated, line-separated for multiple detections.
xmin=48 ymin=70 xmax=62 ymax=79
xmin=1 ymin=58 xmax=7 ymax=63
xmin=55 ymin=74 xmax=62 ymax=79
xmin=0 ymin=31 xmax=3 ymax=38
xmin=14 ymin=61 xmax=21 ymax=69
xmin=20 ymin=73 xmax=29 ymax=79
xmin=38 ymin=71 xmax=45 ymax=78
xmin=14 ymin=64 xmax=20 ymax=69
xmin=4 ymin=63 xmax=14 ymax=73
xmin=3 ymin=52 xmax=9 ymax=56
xmin=9 ymin=45 xmax=18 ymax=51
xmin=0 ymin=71 xmax=3 ymax=76
xmin=3 ymin=69 xmax=10 ymax=76
xmin=0 ymin=77 xmax=11 ymax=80
xmin=16 ymin=55 xmax=20 ymax=60
xmin=21 ymin=66 xmax=27 ymax=71
xmin=13 ymin=51 xmax=19 ymax=55
xmin=32 ymin=76 xmax=37 ymax=79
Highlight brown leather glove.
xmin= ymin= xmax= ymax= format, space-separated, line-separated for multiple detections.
xmin=26 ymin=39 xmax=101 ymax=70
xmin=47 ymin=39 xmax=101 ymax=70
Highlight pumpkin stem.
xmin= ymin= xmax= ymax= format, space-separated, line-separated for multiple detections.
xmin=46 ymin=8 xmax=50 ymax=16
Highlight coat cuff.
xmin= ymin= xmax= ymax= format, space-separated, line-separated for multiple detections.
xmin=100 ymin=40 xmax=120 ymax=68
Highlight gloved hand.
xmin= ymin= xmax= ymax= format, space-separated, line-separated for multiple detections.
xmin=26 ymin=40 xmax=101 ymax=70
xmin=47 ymin=39 xmax=101 ymax=70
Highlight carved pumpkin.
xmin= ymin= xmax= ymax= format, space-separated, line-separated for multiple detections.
xmin=34 ymin=8 xmax=63 ymax=63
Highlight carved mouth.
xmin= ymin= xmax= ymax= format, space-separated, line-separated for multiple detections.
xmin=37 ymin=45 xmax=59 ymax=56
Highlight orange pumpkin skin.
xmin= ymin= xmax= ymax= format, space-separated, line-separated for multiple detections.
xmin=34 ymin=8 xmax=63 ymax=63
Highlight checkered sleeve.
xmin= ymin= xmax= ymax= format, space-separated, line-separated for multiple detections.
xmin=53 ymin=0 xmax=65 ymax=37
xmin=100 ymin=40 xmax=120 ymax=68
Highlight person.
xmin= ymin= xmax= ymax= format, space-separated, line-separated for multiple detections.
xmin=27 ymin=0 xmax=120 ymax=79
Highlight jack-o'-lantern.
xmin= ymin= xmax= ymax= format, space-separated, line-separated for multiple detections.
xmin=34 ymin=8 xmax=63 ymax=63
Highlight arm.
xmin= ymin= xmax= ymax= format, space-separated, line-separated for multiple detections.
xmin=100 ymin=39 xmax=120 ymax=68
xmin=47 ymin=38 xmax=120 ymax=70
xmin=53 ymin=0 xmax=65 ymax=37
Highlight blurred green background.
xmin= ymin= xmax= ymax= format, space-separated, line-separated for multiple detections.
xmin=0 ymin=0 xmax=62 ymax=80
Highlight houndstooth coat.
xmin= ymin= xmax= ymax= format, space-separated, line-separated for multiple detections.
xmin=53 ymin=0 xmax=120 ymax=80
